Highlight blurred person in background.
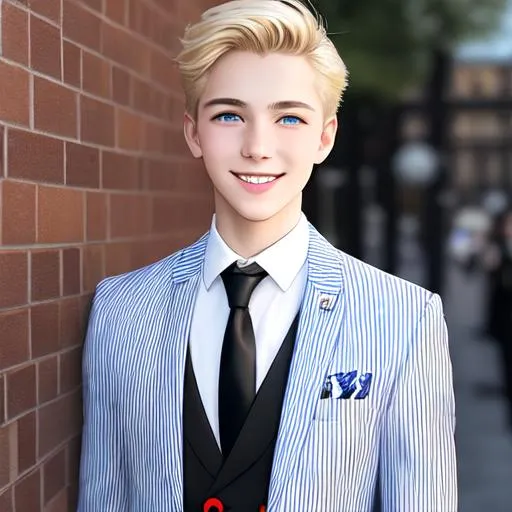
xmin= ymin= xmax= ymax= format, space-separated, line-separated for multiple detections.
xmin=483 ymin=208 xmax=512 ymax=428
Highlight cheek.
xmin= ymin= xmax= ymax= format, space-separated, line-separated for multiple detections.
xmin=281 ymin=130 xmax=321 ymax=161
xmin=199 ymin=130 xmax=234 ymax=166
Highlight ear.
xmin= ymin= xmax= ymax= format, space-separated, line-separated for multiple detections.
xmin=314 ymin=115 xmax=338 ymax=165
xmin=183 ymin=112 xmax=203 ymax=158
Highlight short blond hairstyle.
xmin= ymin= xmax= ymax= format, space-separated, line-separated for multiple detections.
xmin=175 ymin=0 xmax=348 ymax=119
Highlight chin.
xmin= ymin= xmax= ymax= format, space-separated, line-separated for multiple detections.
xmin=233 ymin=206 xmax=285 ymax=224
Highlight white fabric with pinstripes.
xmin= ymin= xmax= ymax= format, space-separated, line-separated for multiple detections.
xmin=78 ymin=223 xmax=457 ymax=512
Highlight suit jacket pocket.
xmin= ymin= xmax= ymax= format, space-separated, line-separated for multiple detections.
xmin=314 ymin=396 xmax=378 ymax=425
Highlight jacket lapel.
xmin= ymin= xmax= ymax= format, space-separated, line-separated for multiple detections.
xmin=183 ymin=350 xmax=223 ymax=477
xmin=155 ymin=233 xmax=209 ymax=510
xmin=267 ymin=226 xmax=346 ymax=508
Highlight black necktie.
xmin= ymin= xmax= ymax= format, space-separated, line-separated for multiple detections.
xmin=219 ymin=262 xmax=268 ymax=457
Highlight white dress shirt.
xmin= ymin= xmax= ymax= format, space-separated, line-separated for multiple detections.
xmin=189 ymin=214 xmax=309 ymax=446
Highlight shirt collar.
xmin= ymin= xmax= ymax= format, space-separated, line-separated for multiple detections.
xmin=203 ymin=213 xmax=309 ymax=292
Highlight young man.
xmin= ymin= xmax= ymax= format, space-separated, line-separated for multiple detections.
xmin=78 ymin=1 xmax=457 ymax=511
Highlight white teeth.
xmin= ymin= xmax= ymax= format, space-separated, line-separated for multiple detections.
xmin=238 ymin=175 xmax=277 ymax=184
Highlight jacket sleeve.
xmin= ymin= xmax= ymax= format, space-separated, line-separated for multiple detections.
xmin=77 ymin=290 xmax=128 ymax=511
xmin=379 ymin=293 xmax=457 ymax=511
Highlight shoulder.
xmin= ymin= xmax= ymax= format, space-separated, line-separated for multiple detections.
xmin=332 ymin=248 xmax=437 ymax=327
xmin=92 ymin=233 xmax=208 ymax=313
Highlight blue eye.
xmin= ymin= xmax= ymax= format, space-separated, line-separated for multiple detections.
xmin=279 ymin=116 xmax=303 ymax=126
xmin=214 ymin=113 xmax=242 ymax=123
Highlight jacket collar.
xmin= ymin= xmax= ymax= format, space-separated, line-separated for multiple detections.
xmin=170 ymin=221 xmax=343 ymax=289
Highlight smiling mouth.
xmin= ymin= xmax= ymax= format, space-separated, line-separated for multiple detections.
xmin=231 ymin=172 xmax=285 ymax=184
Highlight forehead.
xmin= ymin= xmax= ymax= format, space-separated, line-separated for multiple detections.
xmin=200 ymin=51 xmax=322 ymax=109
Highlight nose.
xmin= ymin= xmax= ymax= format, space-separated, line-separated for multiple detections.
xmin=241 ymin=122 xmax=273 ymax=160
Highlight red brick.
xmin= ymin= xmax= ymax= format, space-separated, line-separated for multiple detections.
xmin=38 ymin=357 xmax=58 ymax=404
xmin=0 ymin=375 xmax=4 ymax=425
xmin=31 ymin=250 xmax=61 ymax=302
xmin=14 ymin=469 xmax=41 ymax=512
xmin=154 ymin=0 xmax=181 ymax=15
xmin=67 ymin=435 xmax=81 ymax=492
xmin=81 ymin=0 xmax=102 ymax=12
xmin=86 ymin=192 xmax=107 ymax=241
xmin=30 ymin=0 xmax=61 ymax=24
xmin=0 ymin=310 xmax=29 ymax=371
xmin=150 ymin=49 xmax=178 ymax=88
xmin=66 ymin=143 xmax=100 ymax=188
xmin=18 ymin=411 xmax=36 ymax=473
xmin=128 ymin=0 xmax=153 ymax=39
xmin=0 ymin=252 xmax=28 ymax=310
xmin=163 ymin=126 xmax=189 ymax=157
xmin=1 ymin=2 xmax=29 ymax=65
xmin=112 ymin=66 xmax=131 ymax=106
xmin=83 ymin=51 xmax=111 ymax=99
xmin=44 ymin=448 xmax=66 ymax=505
xmin=7 ymin=129 xmax=64 ymax=183
xmin=38 ymin=391 xmax=81 ymax=458
xmin=106 ymin=0 xmax=126 ymax=25
xmin=117 ymin=109 xmax=143 ymax=150
xmin=81 ymin=96 xmax=115 ymax=146
xmin=152 ymin=16 xmax=177 ymax=53
xmin=102 ymin=152 xmax=141 ymax=190
xmin=102 ymin=23 xmax=150 ymax=75
xmin=63 ymin=0 xmax=101 ymax=51
xmin=0 ymin=125 xmax=4 ymax=178
xmin=144 ymin=120 xmax=166 ymax=154
xmin=152 ymin=90 xmax=173 ymax=121
xmin=152 ymin=196 xmax=187 ymax=234
xmin=45 ymin=488 xmax=68 ymax=512
xmin=146 ymin=159 xmax=176 ymax=191
xmin=31 ymin=15 xmax=61 ymax=79
xmin=132 ymin=77 xmax=152 ymax=114
xmin=7 ymin=364 xmax=36 ymax=420
xmin=0 ymin=422 xmax=16 ymax=488
xmin=38 ymin=186 xmax=84 ymax=244
xmin=110 ymin=194 xmax=151 ymax=238
xmin=63 ymin=248 xmax=81 ymax=296
xmin=59 ymin=297 xmax=85 ymax=349
xmin=0 ymin=61 xmax=30 ymax=126
xmin=0 ymin=180 xmax=36 ymax=245
xmin=105 ymin=242 xmax=133 ymax=276
xmin=0 ymin=488 xmax=13 ymax=512
xmin=60 ymin=347 xmax=82 ymax=394
xmin=31 ymin=302 xmax=60 ymax=358
xmin=63 ymin=41 xmax=81 ymax=87
xmin=82 ymin=245 xmax=105 ymax=293
xmin=34 ymin=77 xmax=77 ymax=138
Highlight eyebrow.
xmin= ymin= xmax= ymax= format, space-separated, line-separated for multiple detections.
xmin=202 ymin=98 xmax=316 ymax=112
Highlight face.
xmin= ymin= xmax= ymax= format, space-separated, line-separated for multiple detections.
xmin=183 ymin=51 xmax=337 ymax=232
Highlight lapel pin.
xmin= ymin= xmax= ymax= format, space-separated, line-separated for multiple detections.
xmin=319 ymin=294 xmax=335 ymax=310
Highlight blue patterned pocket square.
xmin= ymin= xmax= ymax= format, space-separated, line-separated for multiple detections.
xmin=320 ymin=371 xmax=373 ymax=400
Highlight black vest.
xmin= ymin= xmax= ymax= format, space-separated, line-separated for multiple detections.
xmin=183 ymin=315 xmax=299 ymax=512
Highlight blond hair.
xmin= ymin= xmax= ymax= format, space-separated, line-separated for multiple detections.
xmin=175 ymin=0 xmax=348 ymax=119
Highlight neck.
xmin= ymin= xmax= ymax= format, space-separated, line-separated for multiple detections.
xmin=214 ymin=199 xmax=302 ymax=259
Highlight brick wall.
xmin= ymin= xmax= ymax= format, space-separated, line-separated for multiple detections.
xmin=0 ymin=0 xmax=216 ymax=510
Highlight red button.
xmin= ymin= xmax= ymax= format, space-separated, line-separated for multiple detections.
xmin=259 ymin=506 xmax=267 ymax=512
xmin=203 ymin=497 xmax=224 ymax=512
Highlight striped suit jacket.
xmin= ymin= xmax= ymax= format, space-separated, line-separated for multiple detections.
xmin=78 ymin=224 xmax=457 ymax=512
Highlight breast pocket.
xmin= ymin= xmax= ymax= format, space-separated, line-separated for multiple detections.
xmin=314 ymin=396 xmax=378 ymax=424
xmin=300 ymin=399 xmax=380 ymax=496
